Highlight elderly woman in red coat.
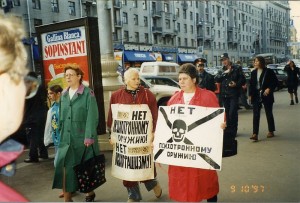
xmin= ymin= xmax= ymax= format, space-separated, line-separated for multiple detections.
xmin=167 ymin=63 xmax=221 ymax=202
xmin=107 ymin=68 xmax=162 ymax=202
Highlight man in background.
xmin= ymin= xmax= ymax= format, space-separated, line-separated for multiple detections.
xmin=194 ymin=57 xmax=216 ymax=92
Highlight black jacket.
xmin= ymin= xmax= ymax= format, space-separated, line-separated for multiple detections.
xmin=284 ymin=65 xmax=300 ymax=86
xmin=198 ymin=71 xmax=216 ymax=92
xmin=215 ymin=65 xmax=245 ymax=98
xmin=249 ymin=68 xmax=278 ymax=104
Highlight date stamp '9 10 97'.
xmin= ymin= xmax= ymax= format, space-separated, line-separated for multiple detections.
xmin=230 ymin=185 xmax=268 ymax=193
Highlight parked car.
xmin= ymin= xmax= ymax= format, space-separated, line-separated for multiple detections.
xmin=139 ymin=76 xmax=180 ymax=106
xmin=118 ymin=75 xmax=180 ymax=106
xmin=268 ymin=67 xmax=288 ymax=90
xmin=143 ymin=76 xmax=180 ymax=88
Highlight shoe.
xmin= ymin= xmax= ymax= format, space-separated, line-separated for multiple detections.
xmin=267 ymin=132 xmax=274 ymax=138
xmin=127 ymin=198 xmax=139 ymax=202
xmin=296 ymin=97 xmax=299 ymax=104
xmin=39 ymin=155 xmax=49 ymax=159
xmin=59 ymin=192 xmax=64 ymax=198
xmin=290 ymin=100 xmax=294 ymax=105
xmin=24 ymin=158 xmax=39 ymax=163
xmin=250 ymin=134 xmax=258 ymax=141
xmin=85 ymin=193 xmax=95 ymax=202
xmin=153 ymin=183 xmax=162 ymax=198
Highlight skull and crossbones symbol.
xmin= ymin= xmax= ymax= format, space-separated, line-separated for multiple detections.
xmin=154 ymin=107 xmax=224 ymax=169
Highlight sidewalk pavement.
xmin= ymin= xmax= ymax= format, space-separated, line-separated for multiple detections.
xmin=1 ymin=89 xmax=299 ymax=202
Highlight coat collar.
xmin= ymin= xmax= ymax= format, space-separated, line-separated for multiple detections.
xmin=62 ymin=84 xmax=85 ymax=96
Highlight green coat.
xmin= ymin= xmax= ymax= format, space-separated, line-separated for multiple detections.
xmin=52 ymin=84 xmax=99 ymax=192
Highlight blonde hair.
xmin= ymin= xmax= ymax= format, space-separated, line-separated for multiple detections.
xmin=0 ymin=14 xmax=28 ymax=84
xmin=123 ymin=68 xmax=139 ymax=85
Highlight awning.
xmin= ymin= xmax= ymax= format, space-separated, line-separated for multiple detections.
xmin=177 ymin=54 xmax=198 ymax=63
xmin=162 ymin=54 xmax=174 ymax=61
xmin=124 ymin=51 xmax=156 ymax=62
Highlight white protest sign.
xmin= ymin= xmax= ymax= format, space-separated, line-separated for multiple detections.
xmin=153 ymin=104 xmax=224 ymax=171
xmin=111 ymin=104 xmax=154 ymax=181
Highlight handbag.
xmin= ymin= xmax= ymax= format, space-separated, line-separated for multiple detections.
xmin=73 ymin=145 xmax=106 ymax=193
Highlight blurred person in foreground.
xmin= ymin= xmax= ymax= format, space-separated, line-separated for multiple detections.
xmin=193 ymin=57 xmax=216 ymax=92
xmin=284 ymin=60 xmax=300 ymax=105
xmin=0 ymin=13 xmax=28 ymax=202
xmin=52 ymin=64 xmax=100 ymax=202
xmin=107 ymin=68 xmax=162 ymax=202
xmin=167 ymin=63 xmax=224 ymax=202
xmin=248 ymin=56 xmax=278 ymax=141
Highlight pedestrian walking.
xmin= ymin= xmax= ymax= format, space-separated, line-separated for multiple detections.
xmin=52 ymin=64 xmax=100 ymax=202
xmin=167 ymin=63 xmax=223 ymax=202
xmin=107 ymin=68 xmax=162 ymax=202
xmin=193 ymin=57 xmax=216 ymax=92
xmin=284 ymin=60 xmax=300 ymax=105
xmin=248 ymin=56 xmax=278 ymax=141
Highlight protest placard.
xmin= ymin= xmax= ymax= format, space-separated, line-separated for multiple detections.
xmin=111 ymin=104 xmax=154 ymax=181
xmin=153 ymin=104 xmax=224 ymax=171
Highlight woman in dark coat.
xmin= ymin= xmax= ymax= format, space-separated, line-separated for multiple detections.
xmin=284 ymin=60 xmax=300 ymax=105
xmin=52 ymin=64 xmax=99 ymax=202
xmin=248 ymin=56 xmax=278 ymax=141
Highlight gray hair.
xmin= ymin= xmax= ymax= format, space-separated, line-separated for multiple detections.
xmin=123 ymin=68 xmax=139 ymax=85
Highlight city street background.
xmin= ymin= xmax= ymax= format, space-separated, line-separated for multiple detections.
xmin=1 ymin=89 xmax=299 ymax=202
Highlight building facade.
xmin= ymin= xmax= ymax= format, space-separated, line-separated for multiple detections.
xmin=1 ymin=0 xmax=292 ymax=70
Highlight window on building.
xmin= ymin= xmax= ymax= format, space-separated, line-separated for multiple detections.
xmin=166 ymin=19 xmax=170 ymax=29
xmin=144 ymin=16 xmax=148 ymax=26
xmin=68 ymin=1 xmax=75 ymax=16
xmin=133 ymin=0 xmax=137 ymax=8
xmin=122 ymin=0 xmax=127 ymax=5
xmin=191 ymin=39 xmax=194 ymax=47
xmin=33 ymin=18 xmax=42 ymax=26
xmin=164 ymin=3 xmax=169 ymax=12
xmin=123 ymin=12 xmax=128 ymax=24
xmin=212 ymin=5 xmax=215 ymax=13
xmin=13 ymin=0 xmax=20 ymax=6
xmin=142 ymin=0 xmax=147 ymax=10
xmin=32 ymin=0 xmax=41 ymax=9
xmin=183 ymin=10 xmax=186 ymax=19
xmin=124 ymin=30 xmax=129 ymax=42
xmin=134 ymin=14 xmax=138 ymax=25
xmin=177 ymin=23 xmax=180 ymax=31
xmin=184 ymin=38 xmax=188 ymax=46
xmin=184 ymin=24 xmax=187 ymax=33
xmin=218 ymin=30 xmax=220 ymax=38
xmin=51 ymin=0 xmax=59 ymax=13
xmin=134 ymin=32 xmax=139 ymax=42
xmin=190 ymin=12 xmax=193 ymax=20
xmin=178 ymin=37 xmax=181 ymax=46
xmin=176 ymin=8 xmax=180 ymax=18
xmin=145 ymin=33 xmax=149 ymax=43
xmin=190 ymin=25 xmax=193 ymax=34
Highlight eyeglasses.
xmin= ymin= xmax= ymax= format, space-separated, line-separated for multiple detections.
xmin=64 ymin=73 xmax=77 ymax=78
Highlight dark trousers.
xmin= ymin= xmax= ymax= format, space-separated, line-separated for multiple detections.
xmin=222 ymin=96 xmax=239 ymax=136
xmin=252 ymin=99 xmax=275 ymax=136
xmin=26 ymin=123 xmax=48 ymax=160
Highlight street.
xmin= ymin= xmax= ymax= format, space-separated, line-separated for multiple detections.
xmin=1 ymin=89 xmax=299 ymax=202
